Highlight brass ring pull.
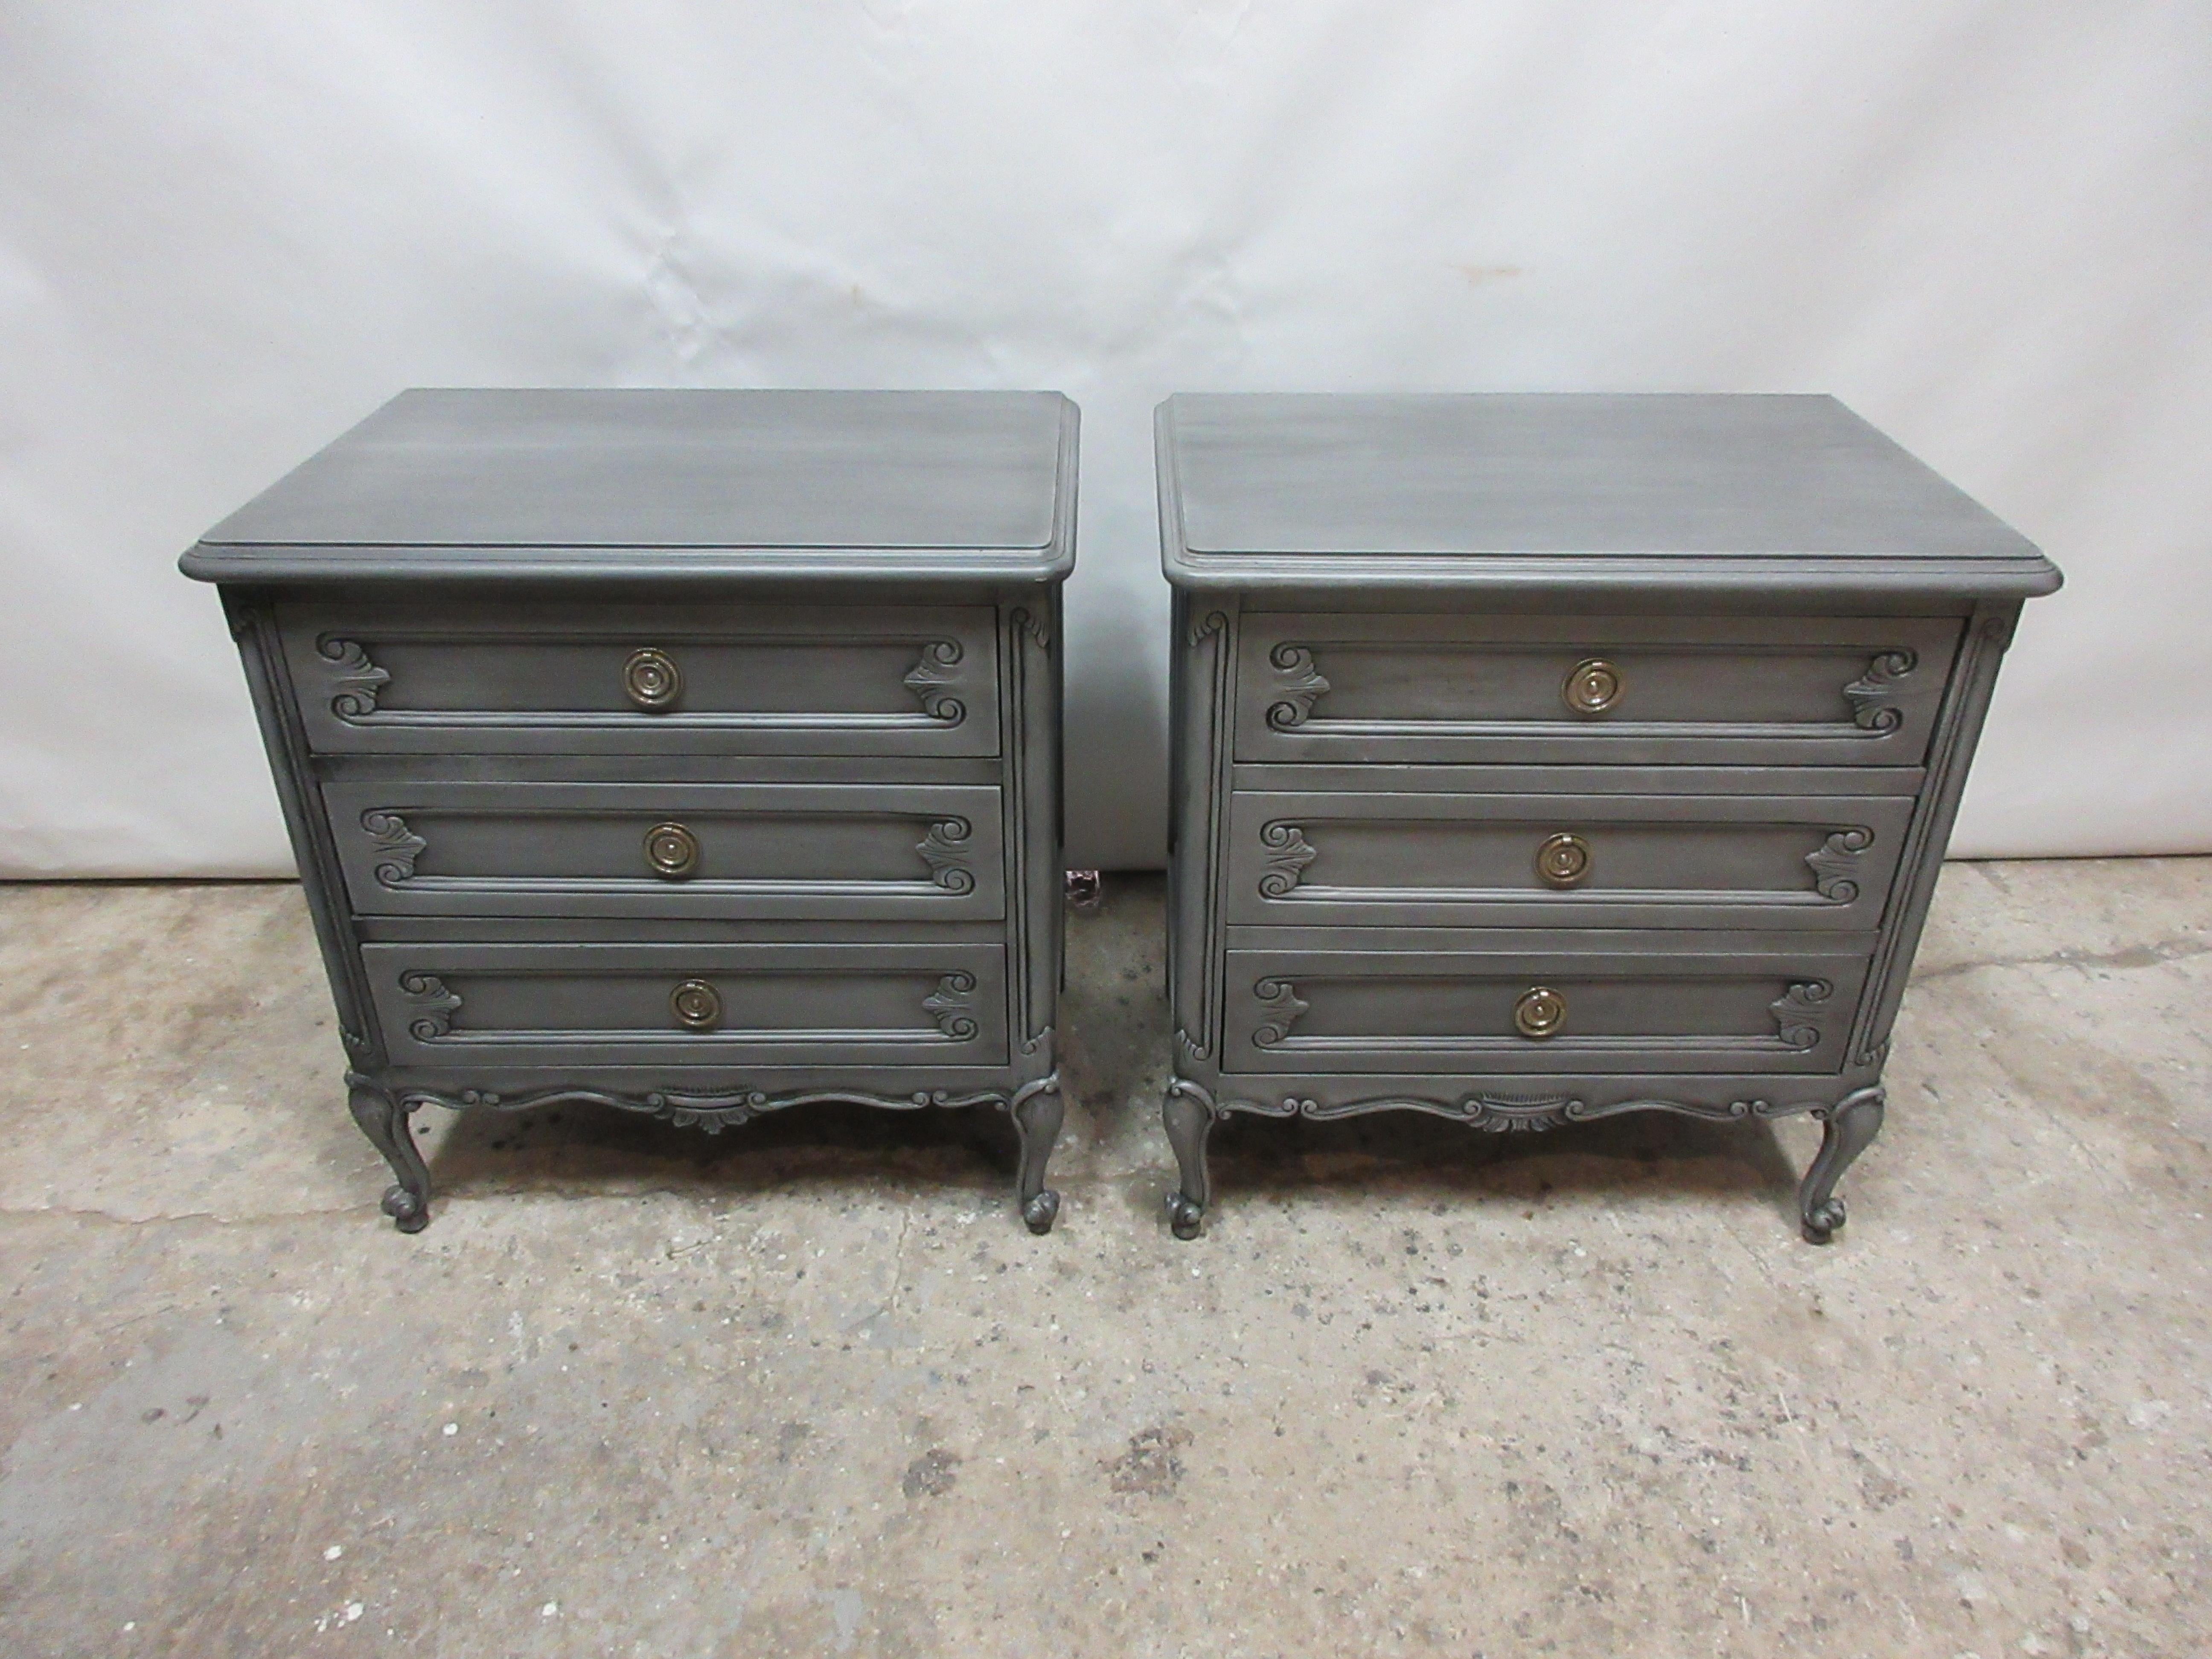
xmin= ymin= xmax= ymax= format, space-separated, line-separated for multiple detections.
xmin=1535 ymin=832 xmax=1592 ymax=889
xmin=1563 ymin=658 xmax=1622 ymax=716
xmin=1513 ymin=986 xmax=1566 ymax=1039
xmin=644 ymin=822 xmax=700 ymax=880
xmin=623 ymin=647 xmax=682 ymax=711
xmin=671 ymin=979 xmax=722 ymax=1031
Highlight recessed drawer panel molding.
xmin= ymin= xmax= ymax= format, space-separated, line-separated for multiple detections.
xmin=323 ymin=780 xmax=1006 ymax=921
xmin=362 ymin=942 xmax=1010 ymax=1068
xmin=1235 ymin=614 xmax=1962 ymax=767
xmin=280 ymin=601 xmax=1001 ymax=757
xmin=1221 ymin=947 xmax=1872 ymax=1075
xmin=1226 ymin=791 xmax=1915 ymax=930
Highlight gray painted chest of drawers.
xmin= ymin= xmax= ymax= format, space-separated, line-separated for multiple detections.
xmin=184 ymin=388 xmax=1076 ymax=1233
xmin=1156 ymin=393 xmax=2060 ymax=1242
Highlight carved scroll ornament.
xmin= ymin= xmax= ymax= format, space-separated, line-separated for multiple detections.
xmin=1263 ymin=644 xmax=1331 ymax=730
xmin=901 ymin=640 xmax=968 ymax=723
xmin=1843 ymin=649 xmax=1919 ymax=733
xmin=1255 ymin=822 xmax=1318 ymax=897
xmin=1804 ymin=827 xmax=1875 ymax=903
xmin=316 ymin=637 xmax=390 ymax=719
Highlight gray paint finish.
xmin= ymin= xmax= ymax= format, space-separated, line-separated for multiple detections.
xmin=184 ymin=388 xmax=1074 ymax=1232
xmin=277 ymin=599 xmax=1004 ymax=757
xmin=320 ymin=779 xmax=1007 ymax=921
xmin=195 ymin=388 xmax=1067 ymax=549
xmin=1224 ymin=789 xmax=1915 ymax=930
xmin=1158 ymin=394 xmax=2060 ymax=596
xmin=1158 ymin=392 xmax=2058 ymax=1243
xmin=361 ymin=941 xmax=1010 ymax=1070
xmin=1168 ymin=393 xmax=2045 ymax=560
xmin=1235 ymin=611 xmax=1961 ymax=767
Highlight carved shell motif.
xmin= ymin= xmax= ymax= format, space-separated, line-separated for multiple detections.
xmin=403 ymin=1080 xmax=1019 ymax=1134
xmin=1459 ymin=1094 xmax=1584 ymax=1133
xmin=1843 ymin=649 xmax=1918 ymax=733
xmin=922 ymin=971 xmax=980 ymax=1040
xmin=398 ymin=971 xmax=463 ymax=1042
xmin=915 ymin=818 xmax=976 ymax=893
xmin=1256 ymin=822 xmax=1318 ymax=897
xmin=1249 ymin=978 xmax=1310 ymax=1047
xmin=1769 ymin=980 xmax=1835 ymax=1051
xmin=901 ymin=640 xmax=968 ymax=724
xmin=1264 ymin=644 xmax=1331 ymax=730
xmin=316 ymin=637 xmax=391 ymax=719
xmin=361 ymin=810 xmax=427 ymax=886
xmin=1804 ymin=826 xmax=1875 ymax=903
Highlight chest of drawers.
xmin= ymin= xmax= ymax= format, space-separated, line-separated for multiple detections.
xmin=1156 ymin=393 xmax=2060 ymax=1242
xmin=184 ymin=389 xmax=1076 ymax=1233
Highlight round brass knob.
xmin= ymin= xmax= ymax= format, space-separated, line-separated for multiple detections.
xmin=1563 ymin=658 xmax=1622 ymax=716
xmin=671 ymin=979 xmax=721 ymax=1031
xmin=1535 ymin=832 xmax=1592 ymax=889
xmin=1513 ymin=986 xmax=1566 ymax=1039
xmin=623 ymin=647 xmax=682 ymax=711
xmin=644 ymin=822 xmax=700 ymax=880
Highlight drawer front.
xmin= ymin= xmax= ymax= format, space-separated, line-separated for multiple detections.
xmin=1236 ymin=614 xmax=1961 ymax=766
xmin=280 ymin=601 xmax=1000 ymax=757
xmin=1221 ymin=946 xmax=1870 ymax=1074
xmin=362 ymin=942 xmax=1007 ymax=1068
xmin=325 ymin=780 xmax=1004 ymax=921
xmin=1226 ymin=791 xmax=1914 ymax=930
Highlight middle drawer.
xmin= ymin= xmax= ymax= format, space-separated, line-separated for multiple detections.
xmin=324 ymin=780 xmax=1005 ymax=921
xmin=1226 ymin=789 xmax=1915 ymax=930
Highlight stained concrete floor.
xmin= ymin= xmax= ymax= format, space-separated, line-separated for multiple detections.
xmin=0 ymin=862 xmax=2208 ymax=1657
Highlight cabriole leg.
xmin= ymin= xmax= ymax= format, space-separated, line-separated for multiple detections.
xmin=1010 ymin=1075 xmax=1063 ymax=1235
xmin=1799 ymin=1086 xmax=1885 ymax=1245
xmin=1163 ymin=1077 xmax=1217 ymax=1240
xmin=346 ymin=1074 xmax=431 ymax=1234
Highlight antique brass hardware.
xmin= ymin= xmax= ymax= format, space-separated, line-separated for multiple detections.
xmin=623 ymin=647 xmax=682 ymax=710
xmin=644 ymin=822 xmax=700 ymax=879
xmin=1513 ymin=986 xmax=1566 ymax=1039
xmin=1535 ymin=832 xmax=1592 ymax=888
xmin=670 ymin=979 xmax=722 ymax=1031
xmin=1562 ymin=658 xmax=1622 ymax=715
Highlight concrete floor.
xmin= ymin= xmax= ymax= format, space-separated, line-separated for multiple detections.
xmin=0 ymin=863 xmax=2208 ymax=1657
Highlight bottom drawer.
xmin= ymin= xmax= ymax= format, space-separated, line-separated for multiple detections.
xmin=362 ymin=942 xmax=1007 ymax=1068
xmin=1222 ymin=945 xmax=1869 ymax=1074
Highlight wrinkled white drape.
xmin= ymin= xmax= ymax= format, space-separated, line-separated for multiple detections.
xmin=3 ymin=2 xmax=2207 ymax=873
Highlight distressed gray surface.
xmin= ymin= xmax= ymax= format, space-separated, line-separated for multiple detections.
xmin=1165 ymin=394 xmax=2041 ymax=559
xmin=3 ymin=861 xmax=2209 ymax=1656
xmin=194 ymin=389 xmax=1071 ymax=554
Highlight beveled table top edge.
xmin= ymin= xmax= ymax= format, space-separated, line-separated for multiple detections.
xmin=1158 ymin=547 xmax=2062 ymax=597
xmin=180 ymin=543 xmax=1077 ymax=585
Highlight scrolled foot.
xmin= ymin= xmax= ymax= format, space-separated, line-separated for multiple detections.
xmin=1796 ymin=1086 xmax=1882 ymax=1246
xmin=1009 ymin=1074 xmax=1064 ymax=1236
xmin=1802 ymin=1196 xmax=1846 ymax=1246
xmin=1023 ymin=1189 xmax=1061 ymax=1235
xmin=383 ymin=1183 xmax=430 ymax=1235
xmin=1166 ymin=1191 xmax=1205 ymax=1241
xmin=1163 ymin=1076 xmax=1217 ymax=1240
xmin=348 ymin=1074 xmax=433 ymax=1234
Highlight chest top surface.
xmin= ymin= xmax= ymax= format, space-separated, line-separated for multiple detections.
xmin=182 ymin=388 xmax=1077 ymax=584
xmin=1158 ymin=393 xmax=2057 ymax=597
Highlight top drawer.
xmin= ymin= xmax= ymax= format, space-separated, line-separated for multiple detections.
xmin=1237 ymin=614 xmax=1962 ymax=767
xmin=278 ymin=600 xmax=1001 ymax=757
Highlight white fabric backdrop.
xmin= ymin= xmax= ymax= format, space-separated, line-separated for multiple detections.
xmin=3 ymin=2 xmax=2208 ymax=875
